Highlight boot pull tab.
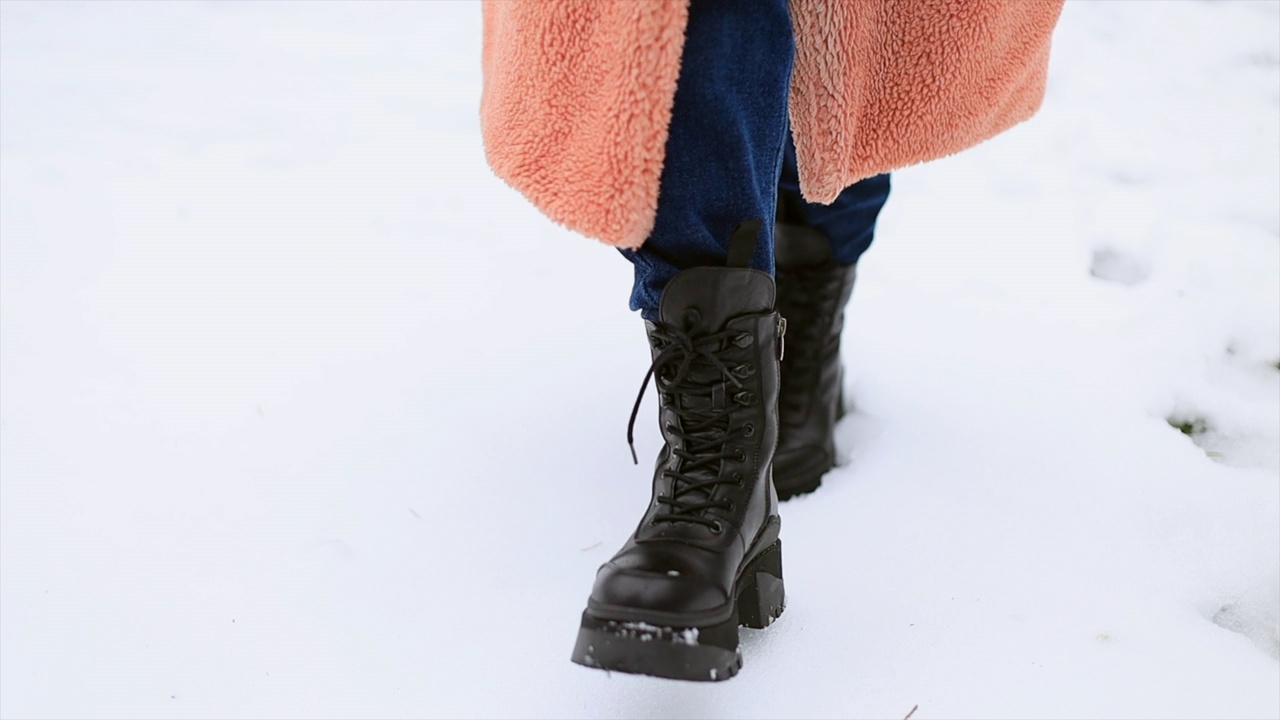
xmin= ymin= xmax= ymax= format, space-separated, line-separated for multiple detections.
xmin=725 ymin=219 xmax=763 ymax=269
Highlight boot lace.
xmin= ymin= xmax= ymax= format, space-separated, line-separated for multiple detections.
xmin=626 ymin=317 xmax=756 ymax=530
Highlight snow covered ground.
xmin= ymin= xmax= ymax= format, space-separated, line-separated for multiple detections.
xmin=1 ymin=1 xmax=1277 ymax=718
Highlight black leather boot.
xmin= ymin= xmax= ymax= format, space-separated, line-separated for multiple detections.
xmin=570 ymin=223 xmax=786 ymax=682
xmin=772 ymin=220 xmax=857 ymax=500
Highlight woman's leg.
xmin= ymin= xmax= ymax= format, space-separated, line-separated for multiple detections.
xmin=771 ymin=131 xmax=890 ymax=498
xmin=621 ymin=0 xmax=794 ymax=320
xmin=570 ymin=0 xmax=795 ymax=682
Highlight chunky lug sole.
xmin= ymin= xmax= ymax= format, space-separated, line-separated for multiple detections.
xmin=569 ymin=540 xmax=785 ymax=682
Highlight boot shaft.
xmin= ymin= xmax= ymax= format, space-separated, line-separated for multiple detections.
xmin=638 ymin=264 xmax=783 ymax=546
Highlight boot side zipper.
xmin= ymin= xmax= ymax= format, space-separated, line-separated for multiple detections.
xmin=777 ymin=316 xmax=787 ymax=361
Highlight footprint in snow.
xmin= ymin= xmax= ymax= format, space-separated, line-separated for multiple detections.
xmin=1089 ymin=246 xmax=1150 ymax=286
xmin=1211 ymin=593 xmax=1280 ymax=661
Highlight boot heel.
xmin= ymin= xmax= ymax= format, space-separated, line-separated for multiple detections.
xmin=736 ymin=540 xmax=785 ymax=629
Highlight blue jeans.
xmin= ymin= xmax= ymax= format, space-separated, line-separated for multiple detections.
xmin=623 ymin=0 xmax=891 ymax=320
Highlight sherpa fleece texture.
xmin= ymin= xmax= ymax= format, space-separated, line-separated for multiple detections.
xmin=481 ymin=0 xmax=1064 ymax=249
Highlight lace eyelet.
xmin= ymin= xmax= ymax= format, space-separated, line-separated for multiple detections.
xmin=733 ymin=472 xmax=743 ymax=485
xmin=742 ymin=423 xmax=755 ymax=437
xmin=725 ymin=500 xmax=735 ymax=513
xmin=734 ymin=391 xmax=755 ymax=405
xmin=710 ymin=520 xmax=724 ymax=535
xmin=733 ymin=334 xmax=753 ymax=348
xmin=735 ymin=448 xmax=747 ymax=462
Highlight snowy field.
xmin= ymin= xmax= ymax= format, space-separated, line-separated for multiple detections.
xmin=2 ymin=1 xmax=1278 ymax=718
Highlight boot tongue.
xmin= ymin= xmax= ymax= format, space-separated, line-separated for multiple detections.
xmin=658 ymin=267 xmax=775 ymax=335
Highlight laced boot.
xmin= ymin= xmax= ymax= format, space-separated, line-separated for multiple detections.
xmin=772 ymin=219 xmax=857 ymax=499
xmin=570 ymin=222 xmax=787 ymax=682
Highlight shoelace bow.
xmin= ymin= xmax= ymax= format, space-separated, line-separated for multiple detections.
xmin=626 ymin=322 xmax=755 ymax=530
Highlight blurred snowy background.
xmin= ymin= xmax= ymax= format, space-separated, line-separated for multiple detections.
xmin=1 ymin=1 xmax=1277 ymax=718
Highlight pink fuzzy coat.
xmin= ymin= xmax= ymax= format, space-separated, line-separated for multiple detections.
xmin=481 ymin=0 xmax=1064 ymax=249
